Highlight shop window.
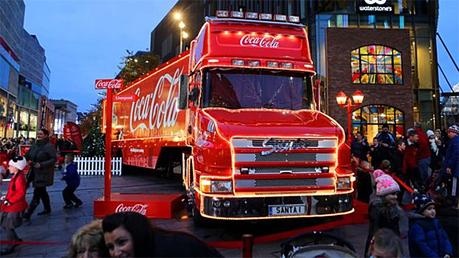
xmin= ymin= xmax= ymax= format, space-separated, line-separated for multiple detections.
xmin=352 ymin=104 xmax=404 ymax=143
xmin=351 ymin=45 xmax=403 ymax=85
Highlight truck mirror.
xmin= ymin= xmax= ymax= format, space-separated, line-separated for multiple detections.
xmin=189 ymin=87 xmax=199 ymax=103
xmin=179 ymin=75 xmax=189 ymax=109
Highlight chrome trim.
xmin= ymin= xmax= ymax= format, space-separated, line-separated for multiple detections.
xmin=235 ymin=177 xmax=334 ymax=188
xmin=232 ymin=138 xmax=337 ymax=149
xmin=235 ymin=153 xmax=335 ymax=162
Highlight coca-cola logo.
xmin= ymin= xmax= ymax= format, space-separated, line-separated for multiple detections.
xmin=95 ymin=79 xmax=123 ymax=89
xmin=129 ymin=69 xmax=182 ymax=132
xmin=115 ymin=203 xmax=148 ymax=215
xmin=240 ymin=34 xmax=280 ymax=48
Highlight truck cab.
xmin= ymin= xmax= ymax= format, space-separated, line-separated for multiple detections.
xmin=181 ymin=13 xmax=354 ymax=220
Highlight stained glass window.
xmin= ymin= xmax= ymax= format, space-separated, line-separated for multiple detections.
xmin=351 ymin=45 xmax=403 ymax=85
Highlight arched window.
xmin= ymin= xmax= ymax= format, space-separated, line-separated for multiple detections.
xmin=352 ymin=104 xmax=405 ymax=142
xmin=351 ymin=45 xmax=402 ymax=84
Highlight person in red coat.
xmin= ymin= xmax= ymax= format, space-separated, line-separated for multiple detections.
xmin=414 ymin=123 xmax=432 ymax=190
xmin=0 ymin=156 xmax=28 ymax=255
xmin=403 ymin=129 xmax=420 ymax=190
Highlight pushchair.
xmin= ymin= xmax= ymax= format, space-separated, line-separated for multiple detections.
xmin=280 ymin=231 xmax=357 ymax=258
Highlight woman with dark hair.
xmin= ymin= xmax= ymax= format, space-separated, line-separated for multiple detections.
xmin=102 ymin=212 xmax=222 ymax=258
xmin=23 ymin=128 xmax=57 ymax=219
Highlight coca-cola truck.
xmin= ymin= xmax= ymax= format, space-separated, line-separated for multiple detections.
xmin=109 ymin=11 xmax=354 ymax=221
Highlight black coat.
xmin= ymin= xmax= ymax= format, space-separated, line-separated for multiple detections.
xmin=25 ymin=139 xmax=57 ymax=188
xmin=151 ymin=230 xmax=223 ymax=258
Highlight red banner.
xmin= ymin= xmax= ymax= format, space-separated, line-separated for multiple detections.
xmin=64 ymin=122 xmax=83 ymax=150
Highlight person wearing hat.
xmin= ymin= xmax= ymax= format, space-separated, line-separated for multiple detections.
xmin=0 ymin=156 xmax=28 ymax=255
xmin=408 ymin=194 xmax=452 ymax=258
xmin=364 ymin=174 xmax=404 ymax=257
xmin=444 ymin=124 xmax=459 ymax=209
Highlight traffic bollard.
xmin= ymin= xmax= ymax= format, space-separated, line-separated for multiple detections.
xmin=242 ymin=234 xmax=253 ymax=258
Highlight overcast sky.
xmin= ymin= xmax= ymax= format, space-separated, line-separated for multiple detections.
xmin=23 ymin=0 xmax=458 ymax=112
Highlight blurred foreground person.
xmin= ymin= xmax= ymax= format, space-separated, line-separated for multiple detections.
xmin=102 ymin=211 xmax=222 ymax=257
xmin=67 ymin=220 xmax=109 ymax=258
xmin=369 ymin=228 xmax=406 ymax=258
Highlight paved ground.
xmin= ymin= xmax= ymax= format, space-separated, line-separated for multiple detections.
xmin=1 ymin=170 xmax=457 ymax=257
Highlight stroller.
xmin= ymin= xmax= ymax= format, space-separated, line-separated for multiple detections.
xmin=280 ymin=231 xmax=357 ymax=258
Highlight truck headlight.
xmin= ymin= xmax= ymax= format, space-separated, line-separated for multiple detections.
xmin=200 ymin=179 xmax=233 ymax=193
xmin=336 ymin=177 xmax=352 ymax=190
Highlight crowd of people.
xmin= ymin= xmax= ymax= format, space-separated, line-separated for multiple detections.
xmin=351 ymin=123 xmax=459 ymax=208
xmin=352 ymin=123 xmax=458 ymax=258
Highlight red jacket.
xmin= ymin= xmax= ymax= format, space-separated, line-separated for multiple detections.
xmin=1 ymin=172 xmax=28 ymax=212
xmin=415 ymin=127 xmax=431 ymax=160
xmin=403 ymin=142 xmax=418 ymax=174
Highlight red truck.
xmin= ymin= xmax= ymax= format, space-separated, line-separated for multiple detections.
xmin=109 ymin=11 xmax=354 ymax=221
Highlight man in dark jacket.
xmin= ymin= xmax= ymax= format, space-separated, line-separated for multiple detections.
xmin=23 ymin=128 xmax=57 ymax=219
xmin=351 ymin=132 xmax=370 ymax=162
xmin=445 ymin=124 xmax=459 ymax=209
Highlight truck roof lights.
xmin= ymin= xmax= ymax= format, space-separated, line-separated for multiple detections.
xmin=267 ymin=61 xmax=279 ymax=68
xmin=274 ymin=14 xmax=287 ymax=22
xmin=231 ymin=11 xmax=244 ymax=18
xmin=259 ymin=13 xmax=272 ymax=20
xmin=281 ymin=62 xmax=293 ymax=69
xmin=248 ymin=60 xmax=260 ymax=67
xmin=232 ymin=59 xmax=245 ymax=66
xmin=245 ymin=12 xmax=258 ymax=19
xmin=216 ymin=10 xmax=229 ymax=18
xmin=289 ymin=16 xmax=300 ymax=23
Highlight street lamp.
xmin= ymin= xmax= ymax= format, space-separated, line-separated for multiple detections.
xmin=336 ymin=90 xmax=364 ymax=144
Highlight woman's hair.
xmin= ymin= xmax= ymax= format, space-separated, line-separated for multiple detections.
xmin=372 ymin=228 xmax=405 ymax=258
xmin=68 ymin=220 xmax=109 ymax=258
xmin=102 ymin=212 xmax=155 ymax=257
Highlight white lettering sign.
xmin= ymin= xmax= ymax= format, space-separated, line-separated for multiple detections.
xmin=364 ymin=0 xmax=387 ymax=4
xmin=115 ymin=203 xmax=148 ymax=215
xmin=129 ymin=69 xmax=182 ymax=132
xmin=240 ymin=34 xmax=280 ymax=48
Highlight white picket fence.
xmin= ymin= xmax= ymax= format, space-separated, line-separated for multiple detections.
xmin=75 ymin=156 xmax=122 ymax=176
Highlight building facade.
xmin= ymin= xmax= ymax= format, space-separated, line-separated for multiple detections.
xmin=51 ymin=99 xmax=77 ymax=137
xmin=0 ymin=0 xmax=51 ymax=139
xmin=150 ymin=0 xmax=441 ymax=141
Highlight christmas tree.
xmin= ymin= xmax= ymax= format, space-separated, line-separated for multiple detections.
xmin=81 ymin=103 xmax=105 ymax=157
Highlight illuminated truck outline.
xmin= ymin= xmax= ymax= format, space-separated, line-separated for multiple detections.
xmin=109 ymin=12 xmax=355 ymax=221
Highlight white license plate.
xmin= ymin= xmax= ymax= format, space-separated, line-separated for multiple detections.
xmin=268 ymin=204 xmax=306 ymax=216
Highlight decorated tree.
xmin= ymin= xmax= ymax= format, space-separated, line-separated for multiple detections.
xmin=117 ymin=50 xmax=160 ymax=86
xmin=80 ymin=96 xmax=105 ymax=157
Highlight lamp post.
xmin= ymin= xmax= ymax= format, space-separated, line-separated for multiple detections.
xmin=174 ymin=12 xmax=188 ymax=53
xmin=336 ymin=90 xmax=364 ymax=145
xmin=178 ymin=21 xmax=185 ymax=53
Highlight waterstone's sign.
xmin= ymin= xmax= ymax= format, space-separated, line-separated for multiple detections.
xmin=357 ymin=0 xmax=393 ymax=13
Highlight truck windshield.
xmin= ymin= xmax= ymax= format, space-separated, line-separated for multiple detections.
xmin=202 ymin=69 xmax=313 ymax=110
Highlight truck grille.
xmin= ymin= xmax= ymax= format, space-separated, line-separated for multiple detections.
xmin=231 ymin=137 xmax=338 ymax=192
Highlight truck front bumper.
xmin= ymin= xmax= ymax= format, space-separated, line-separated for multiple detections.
xmin=201 ymin=193 xmax=353 ymax=220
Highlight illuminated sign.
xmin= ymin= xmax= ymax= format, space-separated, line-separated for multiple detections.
xmin=239 ymin=34 xmax=280 ymax=48
xmin=357 ymin=0 xmax=393 ymax=13
xmin=95 ymin=79 xmax=123 ymax=89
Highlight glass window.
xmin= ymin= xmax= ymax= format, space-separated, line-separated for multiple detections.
xmin=351 ymin=45 xmax=403 ymax=85
xmin=352 ymin=104 xmax=405 ymax=141
xmin=202 ymin=69 xmax=312 ymax=110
